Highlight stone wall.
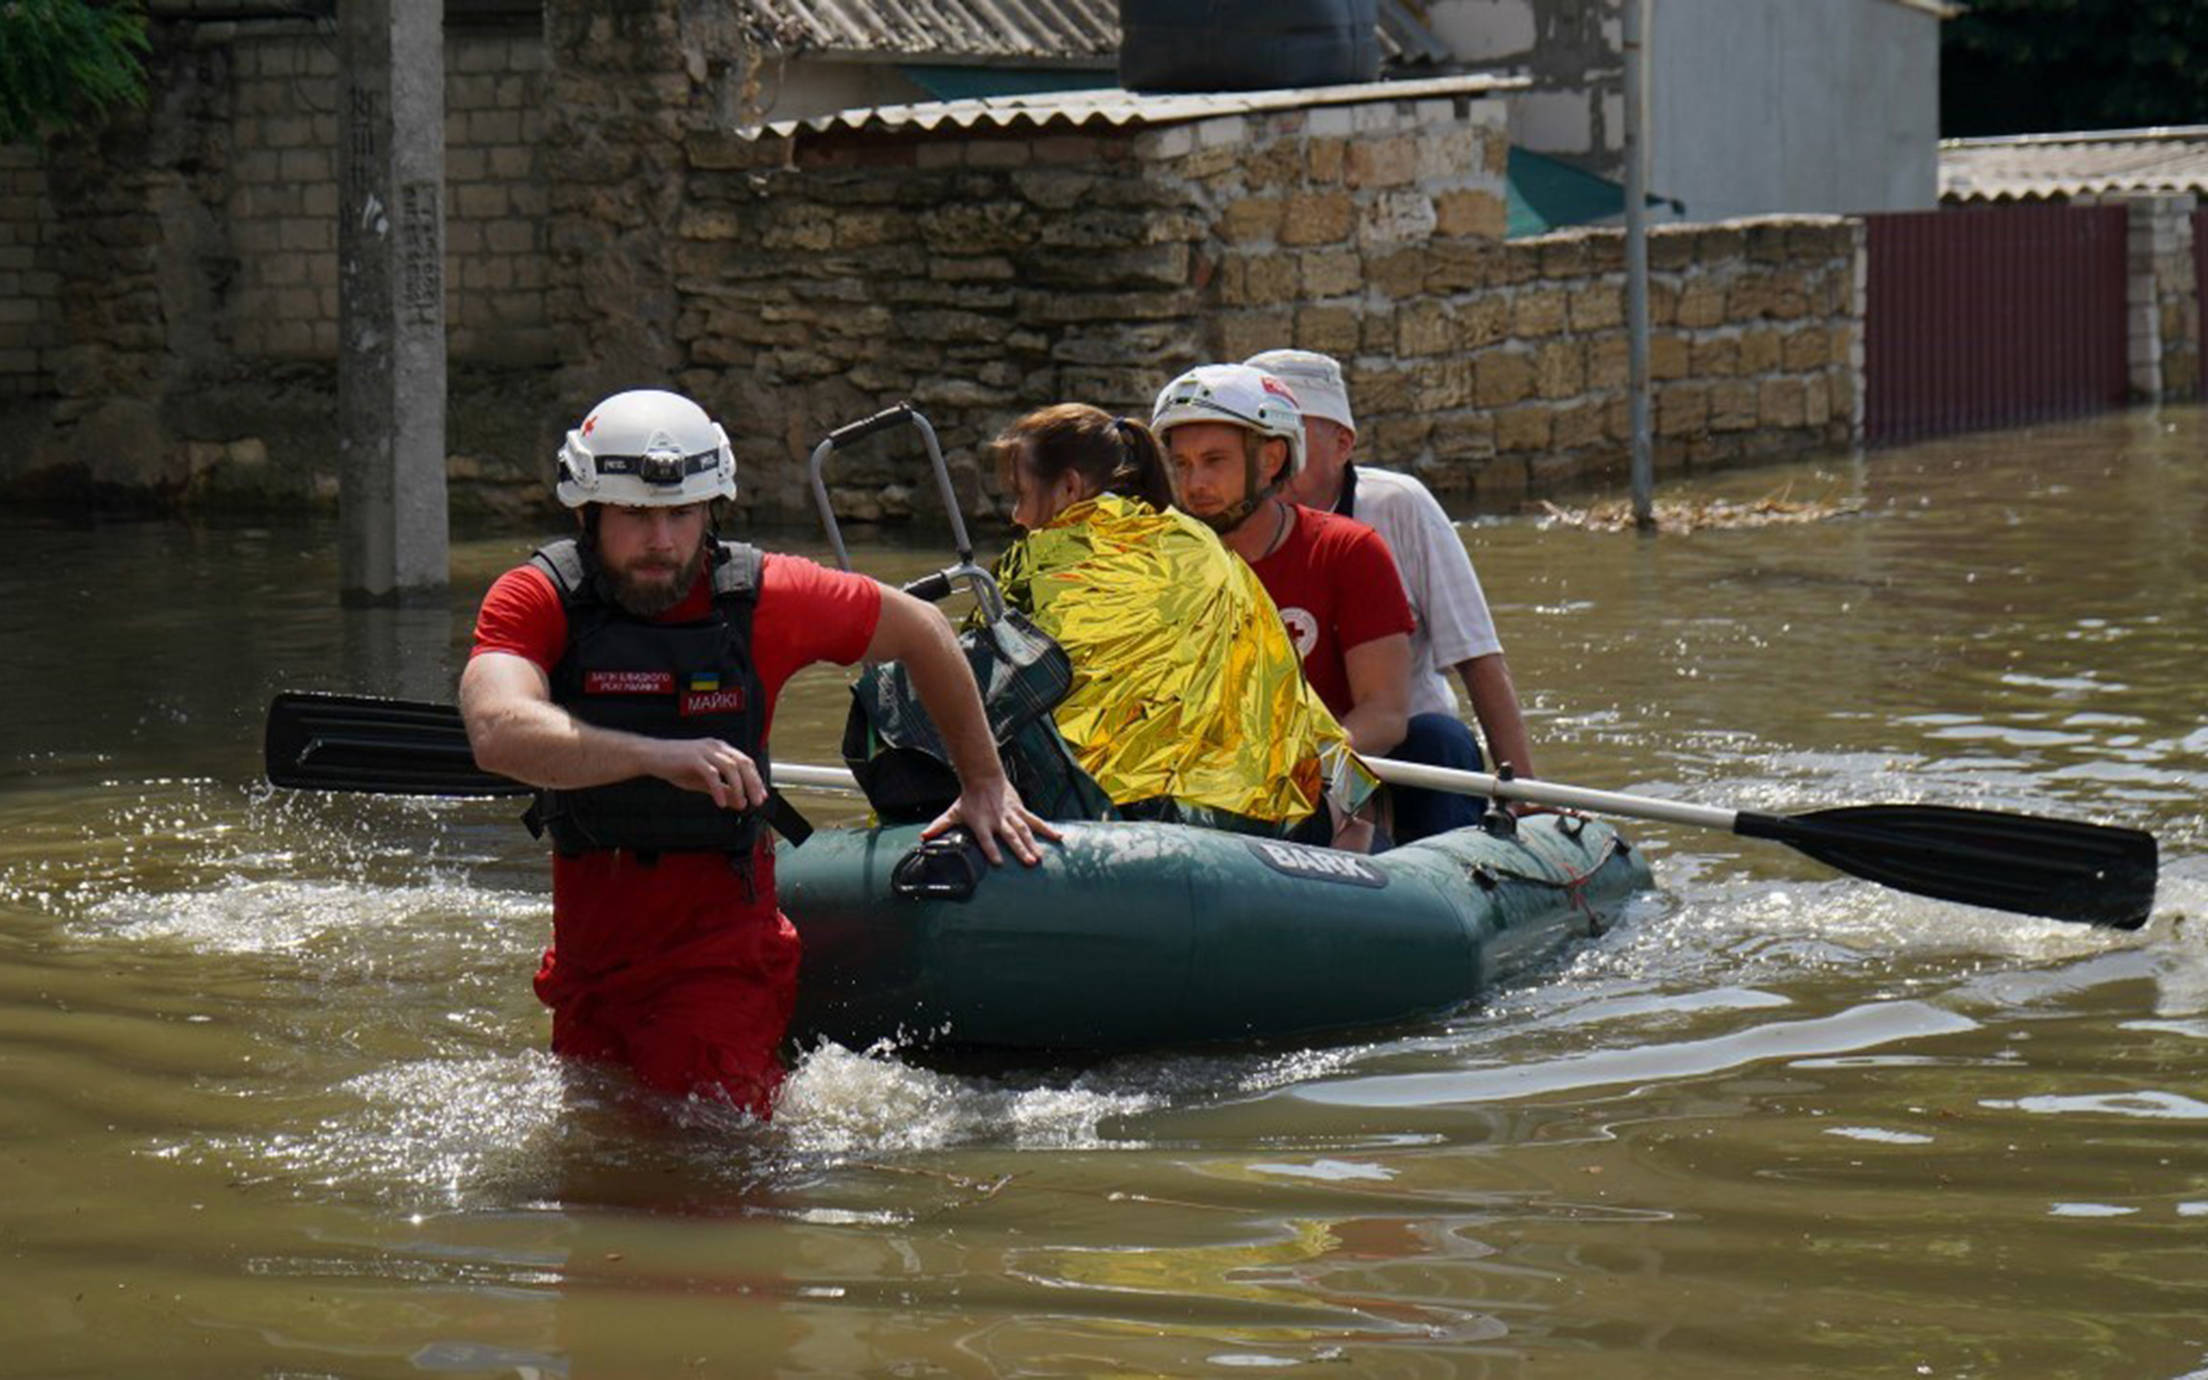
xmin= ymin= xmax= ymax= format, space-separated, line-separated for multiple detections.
xmin=627 ymin=92 xmax=1859 ymax=519
xmin=2115 ymin=193 xmax=2201 ymax=403
xmin=1187 ymin=101 xmax=1858 ymax=505
xmin=1 ymin=10 xmax=1864 ymax=522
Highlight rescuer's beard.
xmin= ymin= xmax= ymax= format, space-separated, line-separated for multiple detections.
xmin=603 ymin=536 xmax=709 ymax=618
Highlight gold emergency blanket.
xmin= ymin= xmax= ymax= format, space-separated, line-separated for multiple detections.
xmin=993 ymin=494 xmax=1373 ymax=826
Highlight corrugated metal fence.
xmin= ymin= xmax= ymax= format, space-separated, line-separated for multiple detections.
xmin=2196 ymin=207 xmax=2208 ymax=397
xmin=1863 ymin=204 xmax=2130 ymax=446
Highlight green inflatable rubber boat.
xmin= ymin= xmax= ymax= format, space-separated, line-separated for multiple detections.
xmin=780 ymin=812 xmax=1652 ymax=1053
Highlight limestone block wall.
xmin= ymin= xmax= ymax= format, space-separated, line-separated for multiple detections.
xmin=628 ymin=92 xmax=1859 ymax=520
xmin=1294 ymin=217 xmax=1862 ymax=505
xmin=2115 ymin=193 xmax=2200 ymax=403
xmin=651 ymin=123 xmax=1210 ymax=518
xmin=1189 ymin=103 xmax=1859 ymax=505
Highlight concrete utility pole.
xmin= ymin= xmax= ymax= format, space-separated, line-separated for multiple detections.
xmin=337 ymin=0 xmax=449 ymax=604
xmin=1623 ymin=0 xmax=1654 ymax=528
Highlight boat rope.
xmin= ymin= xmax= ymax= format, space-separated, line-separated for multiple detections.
xmin=1460 ymin=813 xmax=1632 ymax=936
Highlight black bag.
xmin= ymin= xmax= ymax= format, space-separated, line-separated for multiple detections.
xmin=841 ymin=608 xmax=1117 ymax=824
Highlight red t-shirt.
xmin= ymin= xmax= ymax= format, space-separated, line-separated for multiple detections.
xmin=470 ymin=552 xmax=881 ymax=991
xmin=1248 ymin=505 xmax=1415 ymax=717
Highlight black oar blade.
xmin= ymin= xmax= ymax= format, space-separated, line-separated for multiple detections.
xmin=264 ymin=692 xmax=529 ymax=797
xmin=1736 ymin=804 xmax=2158 ymax=929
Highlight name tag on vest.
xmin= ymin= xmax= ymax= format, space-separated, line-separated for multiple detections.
xmin=681 ymin=688 xmax=748 ymax=716
xmin=585 ymin=670 xmax=675 ymax=695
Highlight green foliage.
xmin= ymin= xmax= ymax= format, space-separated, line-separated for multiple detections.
xmin=0 ymin=0 xmax=152 ymax=144
xmin=1943 ymin=0 xmax=2208 ymax=136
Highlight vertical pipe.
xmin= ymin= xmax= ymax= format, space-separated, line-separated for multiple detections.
xmin=1624 ymin=0 xmax=1653 ymax=527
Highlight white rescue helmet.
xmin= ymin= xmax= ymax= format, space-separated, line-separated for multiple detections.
xmin=554 ymin=389 xmax=736 ymax=509
xmin=1150 ymin=363 xmax=1306 ymax=483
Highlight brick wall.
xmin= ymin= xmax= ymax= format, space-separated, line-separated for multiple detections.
xmin=0 ymin=21 xmax=558 ymax=506
xmin=223 ymin=30 xmax=550 ymax=365
xmin=225 ymin=35 xmax=338 ymax=359
xmin=444 ymin=33 xmax=553 ymax=366
xmin=0 ymin=146 xmax=59 ymax=399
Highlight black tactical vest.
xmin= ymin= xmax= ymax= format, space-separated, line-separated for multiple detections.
xmin=527 ymin=536 xmax=775 ymax=857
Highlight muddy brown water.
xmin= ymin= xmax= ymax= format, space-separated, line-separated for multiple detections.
xmin=2 ymin=408 xmax=2203 ymax=1377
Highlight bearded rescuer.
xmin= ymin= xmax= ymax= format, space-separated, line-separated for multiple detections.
xmin=460 ymin=389 xmax=1056 ymax=1119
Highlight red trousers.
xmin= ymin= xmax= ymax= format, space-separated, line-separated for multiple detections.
xmin=535 ymin=849 xmax=799 ymax=1120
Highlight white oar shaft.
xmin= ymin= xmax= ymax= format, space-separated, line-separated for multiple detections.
xmin=1364 ymin=756 xmax=1740 ymax=833
xmin=780 ymin=756 xmax=1737 ymax=832
xmin=778 ymin=762 xmax=863 ymax=793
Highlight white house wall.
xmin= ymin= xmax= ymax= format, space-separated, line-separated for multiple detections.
xmin=1424 ymin=0 xmax=1938 ymax=219
xmin=1425 ymin=0 xmax=1623 ymax=173
xmin=1649 ymin=0 xmax=1937 ymax=218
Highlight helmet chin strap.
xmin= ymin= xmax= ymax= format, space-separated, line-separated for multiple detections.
xmin=1195 ymin=437 xmax=1281 ymax=536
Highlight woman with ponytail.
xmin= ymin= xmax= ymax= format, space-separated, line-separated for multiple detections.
xmin=990 ymin=403 xmax=1374 ymax=844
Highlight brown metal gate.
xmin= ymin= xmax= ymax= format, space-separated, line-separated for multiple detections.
xmin=1864 ymin=204 xmax=2130 ymax=446
xmin=2195 ymin=207 xmax=2208 ymax=397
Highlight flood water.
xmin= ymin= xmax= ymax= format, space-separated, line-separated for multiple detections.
xmin=2 ymin=407 xmax=2204 ymax=1377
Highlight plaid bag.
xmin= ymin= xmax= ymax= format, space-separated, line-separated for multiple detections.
xmin=841 ymin=607 xmax=1118 ymax=824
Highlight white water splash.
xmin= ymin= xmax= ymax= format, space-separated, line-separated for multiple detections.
xmin=775 ymin=1040 xmax=1164 ymax=1155
xmin=74 ymin=876 xmax=542 ymax=969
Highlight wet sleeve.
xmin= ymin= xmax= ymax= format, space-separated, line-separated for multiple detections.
xmin=751 ymin=554 xmax=885 ymax=691
xmin=1334 ymin=527 xmax=1417 ymax=651
xmin=470 ymin=565 xmax=566 ymax=673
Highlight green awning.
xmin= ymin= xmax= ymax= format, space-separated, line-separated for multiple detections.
xmin=1507 ymin=146 xmax=1682 ymax=238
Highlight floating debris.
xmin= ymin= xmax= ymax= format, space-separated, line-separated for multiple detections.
xmin=1538 ymin=487 xmax=1865 ymax=533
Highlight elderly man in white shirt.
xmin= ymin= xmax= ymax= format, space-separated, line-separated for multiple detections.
xmin=1247 ymin=349 xmax=1537 ymax=839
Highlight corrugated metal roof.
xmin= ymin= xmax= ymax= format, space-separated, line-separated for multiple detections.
xmin=1940 ymin=126 xmax=2208 ymax=203
xmin=749 ymin=71 xmax=1522 ymax=140
xmin=740 ymin=0 xmax=1455 ymax=68
xmin=741 ymin=0 xmax=1116 ymax=64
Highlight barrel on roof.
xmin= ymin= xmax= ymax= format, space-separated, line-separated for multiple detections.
xmin=1118 ymin=0 xmax=1381 ymax=94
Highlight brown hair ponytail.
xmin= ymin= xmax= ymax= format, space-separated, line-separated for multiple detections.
xmin=990 ymin=403 xmax=1176 ymax=513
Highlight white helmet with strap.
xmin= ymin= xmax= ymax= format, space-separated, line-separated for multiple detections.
xmin=1151 ymin=363 xmax=1305 ymax=533
xmin=555 ymin=389 xmax=736 ymax=509
xmin=1151 ymin=363 xmax=1307 ymax=479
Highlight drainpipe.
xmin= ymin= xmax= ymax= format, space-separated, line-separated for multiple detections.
xmin=1623 ymin=0 xmax=1653 ymax=528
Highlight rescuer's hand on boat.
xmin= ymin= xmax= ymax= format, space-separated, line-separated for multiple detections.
xmin=866 ymin=584 xmax=1062 ymax=868
xmin=923 ymin=772 xmax=1058 ymax=868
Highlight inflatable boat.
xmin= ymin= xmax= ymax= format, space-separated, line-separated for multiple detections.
xmin=780 ymin=811 xmax=1652 ymax=1053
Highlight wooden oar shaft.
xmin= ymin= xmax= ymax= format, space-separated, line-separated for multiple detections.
xmin=1363 ymin=756 xmax=1740 ymax=832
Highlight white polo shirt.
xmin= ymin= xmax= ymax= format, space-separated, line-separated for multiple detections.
xmin=1336 ymin=465 xmax=1503 ymax=719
